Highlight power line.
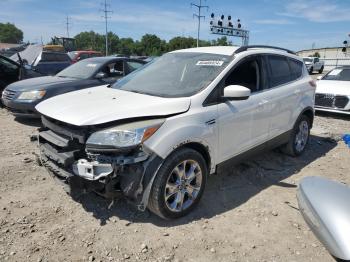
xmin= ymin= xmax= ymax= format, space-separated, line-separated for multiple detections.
xmin=191 ymin=0 xmax=208 ymax=47
xmin=100 ymin=0 xmax=113 ymax=55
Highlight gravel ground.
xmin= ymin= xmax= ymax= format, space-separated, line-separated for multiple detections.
xmin=0 ymin=107 xmax=349 ymax=262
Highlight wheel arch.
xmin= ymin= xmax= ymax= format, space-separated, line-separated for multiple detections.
xmin=175 ymin=142 xmax=211 ymax=171
xmin=300 ymin=106 xmax=314 ymax=128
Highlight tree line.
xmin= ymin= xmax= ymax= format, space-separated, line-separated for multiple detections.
xmin=0 ymin=22 xmax=232 ymax=56
xmin=75 ymin=31 xmax=232 ymax=56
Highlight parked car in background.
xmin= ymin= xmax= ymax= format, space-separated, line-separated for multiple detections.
xmin=303 ymin=57 xmax=324 ymax=74
xmin=315 ymin=66 xmax=350 ymax=115
xmin=1 ymin=56 xmax=146 ymax=117
xmin=297 ymin=176 xmax=350 ymax=261
xmin=68 ymin=50 xmax=102 ymax=63
xmin=35 ymin=45 xmax=315 ymax=219
xmin=0 ymin=54 xmax=42 ymax=103
xmin=30 ymin=51 xmax=72 ymax=75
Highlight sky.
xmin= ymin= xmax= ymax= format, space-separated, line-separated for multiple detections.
xmin=0 ymin=0 xmax=349 ymax=51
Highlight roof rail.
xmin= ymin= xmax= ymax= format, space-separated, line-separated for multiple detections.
xmin=235 ymin=45 xmax=296 ymax=55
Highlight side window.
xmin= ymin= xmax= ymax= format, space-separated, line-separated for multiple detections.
xmin=126 ymin=61 xmax=144 ymax=73
xmin=288 ymin=59 xmax=303 ymax=81
xmin=268 ymin=55 xmax=291 ymax=87
xmin=225 ymin=58 xmax=260 ymax=93
xmin=100 ymin=61 xmax=124 ymax=78
xmin=314 ymin=58 xmax=319 ymax=63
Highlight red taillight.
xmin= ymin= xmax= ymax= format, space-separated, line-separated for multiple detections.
xmin=309 ymin=80 xmax=317 ymax=88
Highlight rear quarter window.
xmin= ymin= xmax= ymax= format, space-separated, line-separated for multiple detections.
xmin=288 ymin=59 xmax=303 ymax=80
xmin=268 ymin=55 xmax=292 ymax=87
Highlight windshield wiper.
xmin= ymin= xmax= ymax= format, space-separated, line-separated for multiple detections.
xmin=127 ymin=90 xmax=146 ymax=95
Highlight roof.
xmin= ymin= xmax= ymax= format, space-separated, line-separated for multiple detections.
xmin=171 ymin=45 xmax=297 ymax=56
xmin=171 ymin=46 xmax=239 ymax=56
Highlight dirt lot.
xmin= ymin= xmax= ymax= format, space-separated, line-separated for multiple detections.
xmin=0 ymin=107 xmax=349 ymax=262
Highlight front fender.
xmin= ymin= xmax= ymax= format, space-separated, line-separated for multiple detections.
xmin=144 ymin=113 xmax=218 ymax=173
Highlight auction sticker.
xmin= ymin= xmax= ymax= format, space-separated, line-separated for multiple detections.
xmin=196 ymin=60 xmax=224 ymax=66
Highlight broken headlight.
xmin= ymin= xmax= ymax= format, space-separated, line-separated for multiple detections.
xmin=86 ymin=119 xmax=164 ymax=150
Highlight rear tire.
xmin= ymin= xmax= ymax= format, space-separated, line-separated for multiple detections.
xmin=281 ymin=115 xmax=310 ymax=157
xmin=318 ymin=66 xmax=324 ymax=74
xmin=148 ymin=148 xmax=207 ymax=219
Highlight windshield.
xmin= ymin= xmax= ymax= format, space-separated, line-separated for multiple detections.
xmin=322 ymin=68 xmax=350 ymax=81
xmin=112 ymin=52 xmax=231 ymax=97
xmin=56 ymin=60 xmax=102 ymax=79
xmin=303 ymin=58 xmax=313 ymax=63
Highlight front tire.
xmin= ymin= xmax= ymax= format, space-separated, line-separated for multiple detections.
xmin=148 ymin=148 xmax=207 ymax=219
xmin=308 ymin=67 xmax=313 ymax=74
xmin=281 ymin=115 xmax=310 ymax=157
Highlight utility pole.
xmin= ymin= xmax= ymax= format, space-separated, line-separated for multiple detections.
xmin=100 ymin=0 xmax=112 ymax=55
xmin=65 ymin=16 xmax=72 ymax=38
xmin=191 ymin=0 xmax=208 ymax=47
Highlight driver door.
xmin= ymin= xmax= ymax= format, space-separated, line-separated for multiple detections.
xmin=217 ymin=55 xmax=271 ymax=162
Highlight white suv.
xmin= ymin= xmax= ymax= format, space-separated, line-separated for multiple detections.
xmin=35 ymin=46 xmax=315 ymax=219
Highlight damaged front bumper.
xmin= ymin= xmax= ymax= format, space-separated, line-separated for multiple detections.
xmin=37 ymin=117 xmax=163 ymax=211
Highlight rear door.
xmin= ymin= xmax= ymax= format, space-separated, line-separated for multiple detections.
xmin=265 ymin=55 xmax=303 ymax=138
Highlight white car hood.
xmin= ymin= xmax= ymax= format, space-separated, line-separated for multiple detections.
xmin=316 ymin=80 xmax=350 ymax=96
xmin=35 ymin=85 xmax=191 ymax=126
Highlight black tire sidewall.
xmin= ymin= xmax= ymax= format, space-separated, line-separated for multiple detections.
xmin=149 ymin=148 xmax=208 ymax=219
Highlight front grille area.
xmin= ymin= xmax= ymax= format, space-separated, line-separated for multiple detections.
xmin=315 ymin=94 xmax=349 ymax=109
xmin=2 ymin=89 xmax=17 ymax=101
xmin=39 ymin=117 xmax=89 ymax=179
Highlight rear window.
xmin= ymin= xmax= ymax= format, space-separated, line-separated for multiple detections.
xmin=268 ymin=55 xmax=291 ymax=87
xmin=289 ymin=59 xmax=303 ymax=80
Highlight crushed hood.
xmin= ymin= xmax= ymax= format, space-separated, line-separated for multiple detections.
xmin=316 ymin=80 xmax=350 ymax=96
xmin=35 ymin=85 xmax=191 ymax=126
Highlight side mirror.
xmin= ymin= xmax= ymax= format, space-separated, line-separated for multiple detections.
xmin=95 ymin=72 xmax=107 ymax=79
xmin=317 ymin=76 xmax=322 ymax=80
xmin=223 ymin=85 xmax=251 ymax=100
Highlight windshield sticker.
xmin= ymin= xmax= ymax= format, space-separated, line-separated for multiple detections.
xmin=196 ymin=60 xmax=224 ymax=66
xmin=86 ymin=63 xmax=97 ymax=68
xmin=329 ymin=69 xmax=342 ymax=76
